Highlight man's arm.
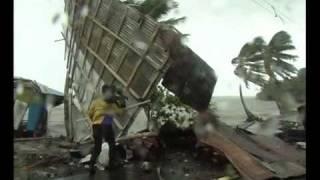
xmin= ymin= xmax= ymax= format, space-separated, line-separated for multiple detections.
xmin=112 ymin=104 xmax=125 ymax=116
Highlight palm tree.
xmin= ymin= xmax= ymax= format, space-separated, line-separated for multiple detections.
xmin=122 ymin=0 xmax=186 ymax=26
xmin=232 ymin=31 xmax=299 ymax=114
xmin=232 ymin=31 xmax=298 ymax=87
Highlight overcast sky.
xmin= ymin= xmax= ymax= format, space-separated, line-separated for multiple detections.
xmin=14 ymin=0 xmax=305 ymax=96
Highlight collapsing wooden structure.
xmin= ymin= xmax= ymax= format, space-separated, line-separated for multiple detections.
xmin=63 ymin=0 xmax=217 ymax=142
xmin=62 ymin=0 xmax=306 ymax=179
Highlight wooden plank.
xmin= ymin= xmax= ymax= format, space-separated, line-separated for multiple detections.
xmin=67 ymin=0 xmax=77 ymax=69
xmin=142 ymin=53 xmax=170 ymax=99
xmin=201 ymin=133 xmax=275 ymax=180
xmin=63 ymin=71 xmax=71 ymax=139
xmin=14 ymin=137 xmax=53 ymax=142
xmin=218 ymin=123 xmax=305 ymax=166
xmin=81 ymin=0 xmax=103 ymax=71
xmin=68 ymin=91 xmax=74 ymax=141
xmin=64 ymin=27 xmax=69 ymax=61
xmin=87 ymin=0 xmax=110 ymax=78
xmin=89 ymin=16 xmax=142 ymax=57
xmin=71 ymin=1 xmax=170 ymax=72
xmin=87 ymin=28 xmax=104 ymax=78
xmin=85 ymin=45 xmax=129 ymax=90
xmin=88 ymin=6 xmax=129 ymax=106
xmin=72 ymin=89 xmax=93 ymax=136
xmin=126 ymin=26 xmax=160 ymax=88
xmin=88 ymin=14 xmax=165 ymax=74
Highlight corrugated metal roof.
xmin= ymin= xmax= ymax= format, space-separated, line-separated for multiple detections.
xmin=14 ymin=77 xmax=64 ymax=97
xmin=34 ymin=81 xmax=64 ymax=97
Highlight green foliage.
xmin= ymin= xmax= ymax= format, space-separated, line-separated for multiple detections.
xmin=122 ymin=0 xmax=186 ymax=26
xmin=232 ymin=31 xmax=298 ymax=88
xmin=257 ymin=68 xmax=306 ymax=103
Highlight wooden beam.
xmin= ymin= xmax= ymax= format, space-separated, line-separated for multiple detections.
xmin=14 ymin=137 xmax=53 ymax=142
xmin=88 ymin=14 xmax=164 ymax=71
xmin=124 ymin=100 xmax=151 ymax=110
xmin=89 ymin=16 xmax=143 ymax=57
xmin=72 ymin=89 xmax=93 ymax=135
xmin=85 ymin=45 xmax=131 ymax=91
xmin=126 ymin=26 xmax=160 ymax=89
xmin=68 ymin=92 xmax=74 ymax=141
xmin=80 ymin=0 xmax=103 ymax=71
xmin=86 ymin=0 xmax=105 ymax=78
xmin=66 ymin=1 xmax=77 ymax=70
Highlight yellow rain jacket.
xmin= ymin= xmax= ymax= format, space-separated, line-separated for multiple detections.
xmin=88 ymin=98 xmax=124 ymax=125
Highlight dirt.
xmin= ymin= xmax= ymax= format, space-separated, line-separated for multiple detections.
xmin=14 ymin=137 xmax=88 ymax=180
xmin=53 ymin=148 xmax=232 ymax=180
xmin=14 ymin=129 xmax=236 ymax=180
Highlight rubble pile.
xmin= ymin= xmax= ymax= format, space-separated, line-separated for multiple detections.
xmin=14 ymin=137 xmax=88 ymax=180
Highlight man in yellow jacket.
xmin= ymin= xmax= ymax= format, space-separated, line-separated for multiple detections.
xmin=88 ymin=84 xmax=125 ymax=175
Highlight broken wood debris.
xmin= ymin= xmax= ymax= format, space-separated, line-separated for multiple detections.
xmin=116 ymin=132 xmax=158 ymax=143
xmin=14 ymin=137 xmax=53 ymax=142
xmin=201 ymin=134 xmax=275 ymax=180
xmin=23 ymin=156 xmax=66 ymax=170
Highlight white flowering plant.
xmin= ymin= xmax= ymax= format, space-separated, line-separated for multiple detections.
xmin=149 ymin=85 xmax=197 ymax=130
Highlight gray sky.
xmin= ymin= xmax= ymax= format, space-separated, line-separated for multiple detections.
xmin=14 ymin=0 xmax=305 ymax=96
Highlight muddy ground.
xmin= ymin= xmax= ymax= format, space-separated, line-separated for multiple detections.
xmin=14 ymin=134 xmax=237 ymax=180
xmin=14 ymin=137 xmax=89 ymax=180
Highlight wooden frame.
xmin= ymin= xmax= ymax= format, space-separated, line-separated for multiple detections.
xmin=64 ymin=0 xmax=176 ymax=139
xmin=87 ymin=5 xmax=128 ymax=107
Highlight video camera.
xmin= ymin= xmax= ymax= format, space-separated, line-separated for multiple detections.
xmin=113 ymin=88 xmax=128 ymax=108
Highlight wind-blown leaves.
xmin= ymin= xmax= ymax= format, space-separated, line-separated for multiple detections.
xmin=268 ymin=31 xmax=294 ymax=51
xmin=231 ymin=31 xmax=298 ymax=86
xmin=160 ymin=16 xmax=186 ymax=26
xmin=274 ymin=53 xmax=298 ymax=61
xmin=122 ymin=0 xmax=186 ymax=28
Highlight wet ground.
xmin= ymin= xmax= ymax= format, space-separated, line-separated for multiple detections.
xmin=14 ymin=137 xmax=89 ymax=180
xmin=14 ymin=134 xmax=233 ymax=180
xmin=55 ymin=148 xmax=229 ymax=180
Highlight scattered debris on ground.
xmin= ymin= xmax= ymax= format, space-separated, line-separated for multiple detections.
xmin=14 ymin=137 xmax=88 ymax=180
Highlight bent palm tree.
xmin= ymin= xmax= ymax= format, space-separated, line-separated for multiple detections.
xmin=239 ymin=84 xmax=263 ymax=122
xmin=232 ymin=31 xmax=299 ymax=114
xmin=232 ymin=31 xmax=298 ymax=87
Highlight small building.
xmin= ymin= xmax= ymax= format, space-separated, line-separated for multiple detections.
xmin=14 ymin=77 xmax=64 ymax=138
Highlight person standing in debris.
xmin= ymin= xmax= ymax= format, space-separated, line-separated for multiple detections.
xmin=87 ymin=84 xmax=126 ymax=175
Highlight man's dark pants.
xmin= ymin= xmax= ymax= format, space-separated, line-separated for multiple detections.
xmin=90 ymin=124 xmax=116 ymax=168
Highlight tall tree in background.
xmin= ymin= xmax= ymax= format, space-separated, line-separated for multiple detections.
xmin=232 ymin=31 xmax=300 ymax=114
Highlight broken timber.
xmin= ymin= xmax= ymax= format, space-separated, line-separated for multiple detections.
xmin=201 ymin=133 xmax=275 ymax=180
xmin=201 ymin=121 xmax=305 ymax=179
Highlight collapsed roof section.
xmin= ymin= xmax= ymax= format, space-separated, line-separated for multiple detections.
xmin=63 ymin=0 xmax=217 ymax=140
